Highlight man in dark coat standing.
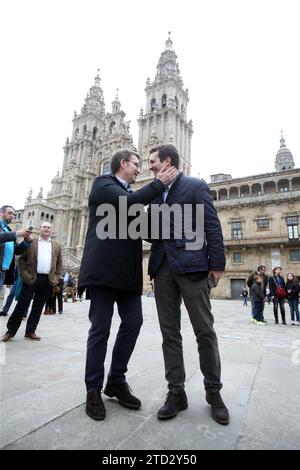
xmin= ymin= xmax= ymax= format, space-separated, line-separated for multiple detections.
xmin=148 ymin=144 xmax=229 ymax=425
xmin=78 ymin=149 xmax=177 ymax=421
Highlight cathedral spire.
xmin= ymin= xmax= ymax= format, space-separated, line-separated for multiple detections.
xmin=280 ymin=130 xmax=286 ymax=148
xmin=165 ymin=31 xmax=173 ymax=50
xmin=138 ymin=34 xmax=193 ymax=177
xmin=37 ymin=187 xmax=43 ymax=200
xmin=26 ymin=188 xmax=32 ymax=202
xmin=81 ymin=69 xmax=105 ymax=118
xmin=275 ymin=131 xmax=295 ymax=171
xmin=112 ymin=88 xmax=121 ymax=113
xmin=153 ymin=33 xmax=182 ymax=85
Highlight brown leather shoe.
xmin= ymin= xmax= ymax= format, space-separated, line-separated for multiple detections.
xmin=104 ymin=382 xmax=141 ymax=409
xmin=206 ymin=390 xmax=230 ymax=425
xmin=86 ymin=389 xmax=106 ymax=420
xmin=157 ymin=391 xmax=188 ymax=420
xmin=1 ymin=332 xmax=14 ymax=342
xmin=24 ymin=332 xmax=41 ymax=341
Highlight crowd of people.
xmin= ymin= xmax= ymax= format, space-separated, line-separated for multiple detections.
xmin=243 ymin=265 xmax=300 ymax=325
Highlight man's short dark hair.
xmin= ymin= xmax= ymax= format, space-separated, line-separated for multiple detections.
xmin=0 ymin=205 xmax=15 ymax=213
xmin=149 ymin=144 xmax=180 ymax=169
xmin=110 ymin=149 xmax=140 ymax=175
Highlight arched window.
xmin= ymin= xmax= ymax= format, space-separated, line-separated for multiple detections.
xmin=161 ymin=94 xmax=167 ymax=108
xmin=93 ymin=127 xmax=98 ymax=140
xmin=83 ymin=125 xmax=87 ymax=136
xmin=109 ymin=121 xmax=116 ymax=134
xmin=174 ymin=96 xmax=178 ymax=109
xmin=102 ymin=161 xmax=110 ymax=175
xmin=75 ymin=128 xmax=79 ymax=136
xmin=151 ymin=98 xmax=156 ymax=111
xmin=46 ymin=214 xmax=49 ymax=219
xmin=32 ymin=211 xmax=35 ymax=216
xmin=28 ymin=212 xmax=31 ymax=217
xmin=41 ymin=212 xmax=45 ymax=220
xmin=50 ymin=215 xmax=54 ymax=222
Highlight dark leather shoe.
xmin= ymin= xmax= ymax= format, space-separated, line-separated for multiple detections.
xmin=24 ymin=332 xmax=41 ymax=341
xmin=206 ymin=390 xmax=229 ymax=425
xmin=104 ymin=382 xmax=141 ymax=409
xmin=157 ymin=391 xmax=188 ymax=420
xmin=86 ymin=389 xmax=106 ymax=420
xmin=1 ymin=332 xmax=14 ymax=342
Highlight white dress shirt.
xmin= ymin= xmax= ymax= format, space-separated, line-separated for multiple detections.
xmin=37 ymin=237 xmax=52 ymax=274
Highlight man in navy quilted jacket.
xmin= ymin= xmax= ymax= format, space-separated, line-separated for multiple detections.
xmin=148 ymin=144 xmax=229 ymax=425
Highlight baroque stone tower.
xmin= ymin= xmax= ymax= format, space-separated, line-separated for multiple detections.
xmin=136 ymin=32 xmax=193 ymax=188
xmin=30 ymin=70 xmax=134 ymax=269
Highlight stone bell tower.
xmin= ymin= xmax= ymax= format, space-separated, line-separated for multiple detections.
xmin=137 ymin=32 xmax=193 ymax=187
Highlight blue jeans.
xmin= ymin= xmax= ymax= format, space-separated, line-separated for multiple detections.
xmin=253 ymin=301 xmax=263 ymax=322
xmin=288 ymin=298 xmax=300 ymax=322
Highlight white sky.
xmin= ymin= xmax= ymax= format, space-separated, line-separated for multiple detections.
xmin=1 ymin=0 xmax=300 ymax=210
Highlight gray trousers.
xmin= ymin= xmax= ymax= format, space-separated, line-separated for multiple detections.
xmin=154 ymin=258 xmax=222 ymax=394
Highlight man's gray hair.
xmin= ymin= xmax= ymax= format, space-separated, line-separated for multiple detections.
xmin=110 ymin=150 xmax=140 ymax=175
xmin=0 ymin=205 xmax=15 ymax=213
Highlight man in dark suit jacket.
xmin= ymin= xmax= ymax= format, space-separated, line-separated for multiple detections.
xmin=2 ymin=222 xmax=62 ymax=342
xmin=78 ymin=149 xmax=177 ymax=421
xmin=148 ymin=144 xmax=229 ymax=425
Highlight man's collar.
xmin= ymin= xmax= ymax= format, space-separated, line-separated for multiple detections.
xmin=115 ymin=175 xmax=128 ymax=186
xmin=166 ymin=172 xmax=182 ymax=190
xmin=115 ymin=176 xmax=131 ymax=191
xmin=38 ymin=236 xmax=51 ymax=242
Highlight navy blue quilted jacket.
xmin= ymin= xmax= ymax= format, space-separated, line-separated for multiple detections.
xmin=148 ymin=173 xmax=226 ymax=278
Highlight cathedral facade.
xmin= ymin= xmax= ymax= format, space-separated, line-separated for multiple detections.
xmin=12 ymin=36 xmax=300 ymax=298
xmin=13 ymin=34 xmax=193 ymax=278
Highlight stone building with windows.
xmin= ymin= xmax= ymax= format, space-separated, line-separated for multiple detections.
xmin=209 ymin=132 xmax=300 ymax=299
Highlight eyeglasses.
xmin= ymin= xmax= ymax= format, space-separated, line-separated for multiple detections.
xmin=127 ymin=160 xmax=140 ymax=169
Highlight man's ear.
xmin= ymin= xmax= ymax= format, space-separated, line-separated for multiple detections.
xmin=162 ymin=156 xmax=172 ymax=168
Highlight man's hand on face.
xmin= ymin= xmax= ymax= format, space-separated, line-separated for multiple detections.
xmin=155 ymin=165 xmax=178 ymax=185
